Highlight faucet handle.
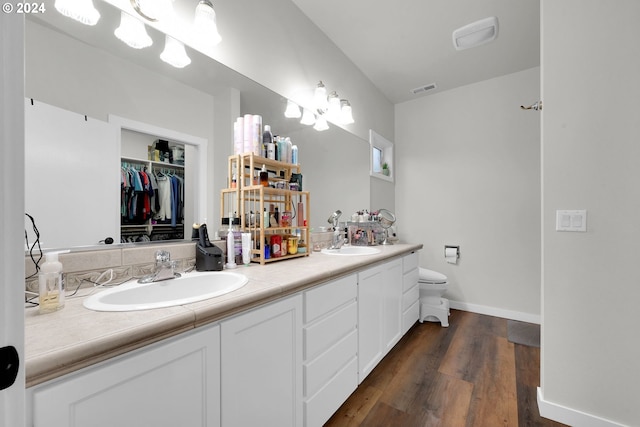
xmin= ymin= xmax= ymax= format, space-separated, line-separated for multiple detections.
xmin=155 ymin=250 xmax=171 ymax=264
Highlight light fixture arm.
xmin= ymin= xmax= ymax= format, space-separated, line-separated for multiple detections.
xmin=130 ymin=0 xmax=157 ymax=22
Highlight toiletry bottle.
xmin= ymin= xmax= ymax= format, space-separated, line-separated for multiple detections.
xmin=263 ymin=125 xmax=273 ymax=159
xmin=292 ymin=145 xmax=298 ymax=165
xmin=263 ymin=208 xmax=269 ymax=229
xmin=38 ymin=252 xmax=65 ymax=314
xmin=285 ymin=137 xmax=293 ymax=163
xmin=260 ymin=164 xmax=268 ymax=187
xmin=231 ymin=217 xmax=243 ymax=265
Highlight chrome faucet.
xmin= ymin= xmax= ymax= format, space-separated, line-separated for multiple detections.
xmin=327 ymin=210 xmax=345 ymax=250
xmin=138 ymin=250 xmax=181 ymax=283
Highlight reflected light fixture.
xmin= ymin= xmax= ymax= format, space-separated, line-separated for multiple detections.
xmin=300 ymin=108 xmax=316 ymax=126
xmin=340 ymin=99 xmax=354 ymax=124
xmin=130 ymin=0 xmax=174 ymax=22
xmin=160 ymin=35 xmax=192 ymax=68
xmin=313 ymin=114 xmax=329 ymax=131
xmin=313 ymin=81 xmax=328 ymax=113
xmin=54 ymin=0 xmax=100 ymax=26
xmin=194 ymin=0 xmax=222 ymax=46
xmin=284 ymin=100 xmax=302 ymax=118
xmin=115 ymin=11 xmax=153 ymax=49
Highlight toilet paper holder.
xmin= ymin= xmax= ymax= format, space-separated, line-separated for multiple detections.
xmin=444 ymin=245 xmax=460 ymax=260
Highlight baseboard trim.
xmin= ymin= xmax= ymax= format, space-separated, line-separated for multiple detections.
xmin=448 ymin=300 xmax=540 ymax=324
xmin=537 ymin=387 xmax=626 ymax=427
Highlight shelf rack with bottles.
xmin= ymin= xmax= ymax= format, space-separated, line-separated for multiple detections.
xmin=221 ymin=153 xmax=310 ymax=265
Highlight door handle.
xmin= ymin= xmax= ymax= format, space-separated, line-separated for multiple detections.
xmin=0 ymin=346 xmax=19 ymax=390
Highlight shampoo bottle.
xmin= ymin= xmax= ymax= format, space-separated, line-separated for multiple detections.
xmin=38 ymin=252 xmax=65 ymax=314
xmin=263 ymin=125 xmax=273 ymax=159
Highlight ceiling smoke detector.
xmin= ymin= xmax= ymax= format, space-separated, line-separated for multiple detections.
xmin=411 ymin=83 xmax=437 ymax=95
xmin=453 ymin=16 xmax=499 ymax=51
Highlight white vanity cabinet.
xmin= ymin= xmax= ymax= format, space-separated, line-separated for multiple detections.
xmin=357 ymin=258 xmax=403 ymax=383
xmin=220 ymin=294 xmax=303 ymax=427
xmin=401 ymin=251 xmax=420 ymax=334
xmin=28 ymin=325 xmax=221 ymax=427
xmin=303 ymin=274 xmax=358 ymax=427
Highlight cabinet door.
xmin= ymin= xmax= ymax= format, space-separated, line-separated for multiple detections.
xmin=358 ymin=259 xmax=402 ymax=383
xmin=221 ymin=295 xmax=303 ymax=427
xmin=31 ymin=325 xmax=221 ymax=427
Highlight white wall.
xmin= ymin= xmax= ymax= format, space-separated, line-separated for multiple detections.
xmin=395 ymin=68 xmax=541 ymax=321
xmin=540 ymin=1 xmax=640 ymax=425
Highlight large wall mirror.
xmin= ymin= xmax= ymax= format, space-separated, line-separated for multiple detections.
xmin=24 ymin=0 xmax=371 ymax=251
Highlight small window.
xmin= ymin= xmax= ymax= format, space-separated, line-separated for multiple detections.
xmin=369 ymin=130 xmax=393 ymax=182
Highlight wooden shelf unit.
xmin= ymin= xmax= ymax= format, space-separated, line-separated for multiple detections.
xmin=221 ymin=153 xmax=310 ymax=264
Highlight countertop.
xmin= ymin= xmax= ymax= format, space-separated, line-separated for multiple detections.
xmin=25 ymin=243 xmax=422 ymax=388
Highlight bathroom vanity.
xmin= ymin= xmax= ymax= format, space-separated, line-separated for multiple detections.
xmin=25 ymin=244 xmax=421 ymax=427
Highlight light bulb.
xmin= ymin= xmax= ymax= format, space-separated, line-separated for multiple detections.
xmin=54 ymin=0 xmax=100 ymax=26
xmin=327 ymin=91 xmax=341 ymax=120
xmin=340 ymin=99 xmax=354 ymax=124
xmin=284 ymin=100 xmax=302 ymax=118
xmin=314 ymin=81 xmax=328 ymax=112
xmin=114 ymin=12 xmax=152 ymax=49
xmin=194 ymin=0 xmax=222 ymax=46
xmin=300 ymin=109 xmax=316 ymax=125
xmin=313 ymin=114 xmax=329 ymax=131
xmin=160 ymin=35 xmax=191 ymax=68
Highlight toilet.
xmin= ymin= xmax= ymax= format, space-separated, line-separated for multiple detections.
xmin=418 ymin=267 xmax=450 ymax=327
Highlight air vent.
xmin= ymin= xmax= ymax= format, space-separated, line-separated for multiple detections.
xmin=411 ymin=83 xmax=437 ymax=95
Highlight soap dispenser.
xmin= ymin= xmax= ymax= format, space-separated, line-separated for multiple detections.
xmin=38 ymin=251 xmax=65 ymax=314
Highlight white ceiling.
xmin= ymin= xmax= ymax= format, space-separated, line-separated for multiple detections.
xmin=291 ymin=0 xmax=540 ymax=104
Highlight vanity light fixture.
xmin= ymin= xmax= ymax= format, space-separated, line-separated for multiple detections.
xmin=54 ymin=0 xmax=100 ymax=26
xmin=194 ymin=0 xmax=222 ymax=46
xmin=284 ymin=100 xmax=302 ymax=118
xmin=160 ymin=35 xmax=192 ymax=68
xmin=300 ymin=108 xmax=316 ymax=126
xmin=313 ymin=114 xmax=329 ymax=131
xmin=115 ymin=11 xmax=153 ymax=49
xmin=340 ymin=99 xmax=354 ymax=124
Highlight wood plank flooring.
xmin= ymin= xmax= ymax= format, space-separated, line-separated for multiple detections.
xmin=324 ymin=310 xmax=567 ymax=427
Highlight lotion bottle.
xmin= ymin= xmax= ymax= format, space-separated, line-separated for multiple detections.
xmin=38 ymin=251 xmax=65 ymax=314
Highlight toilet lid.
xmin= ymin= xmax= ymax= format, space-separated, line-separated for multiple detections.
xmin=418 ymin=267 xmax=448 ymax=283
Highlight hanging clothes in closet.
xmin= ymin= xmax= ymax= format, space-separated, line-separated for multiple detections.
xmin=121 ymin=163 xmax=155 ymax=225
xmin=153 ymin=168 xmax=184 ymax=228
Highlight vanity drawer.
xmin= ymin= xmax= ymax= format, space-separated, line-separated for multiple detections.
xmin=304 ymin=356 xmax=358 ymax=427
xmin=402 ymin=283 xmax=419 ymax=311
xmin=304 ymin=301 xmax=357 ymax=361
xmin=402 ymin=300 xmax=420 ymax=335
xmin=403 ymin=251 xmax=418 ymax=274
xmin=304 ymin=329 xmax=357 ymax=397
xmin=304 ymin=274 xmax=357 ymax=323
xmin=403 ymin=266 xmax=419 ymax=292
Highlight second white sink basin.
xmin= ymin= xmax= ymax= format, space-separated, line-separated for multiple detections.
xmin=83 ymin=271 xmax=248 ymax=312
xmin=321 ymin=246 xmax=381 ymax=256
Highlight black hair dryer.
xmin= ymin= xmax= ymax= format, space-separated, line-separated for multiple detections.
xmin=195 ymin=224 xmax=223 ymax=271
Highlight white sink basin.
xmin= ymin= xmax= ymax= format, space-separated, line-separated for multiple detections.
xmin=83 ymin=271 xmax=248 ymax=312
xmin=321 ymin=246 xmax=381 ymax=256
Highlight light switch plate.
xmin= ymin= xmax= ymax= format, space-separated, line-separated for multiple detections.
xmin=556 ymin=210 xmax=587 ymax=232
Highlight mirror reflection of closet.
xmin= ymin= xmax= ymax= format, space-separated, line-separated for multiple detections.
xmin=120 ymin=129 xmax=186 ymax=243
xmin=112 ymin=115 xmax=208 ymax=246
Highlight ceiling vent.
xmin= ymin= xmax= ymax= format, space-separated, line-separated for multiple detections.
xmin=411 ymin=83 xmax=437 ymax=95
xmin=453 ymin=16 xmax=499 ymax=51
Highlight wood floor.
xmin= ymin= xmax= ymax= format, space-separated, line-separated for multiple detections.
xmin=324 ymin=310 xmax=567 ymax=427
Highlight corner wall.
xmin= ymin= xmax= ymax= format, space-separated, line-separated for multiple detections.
xmin=540 ymin=1 xmax=640 ymax=425
xmin=395 ymin=68 xmax=541 ymax=321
